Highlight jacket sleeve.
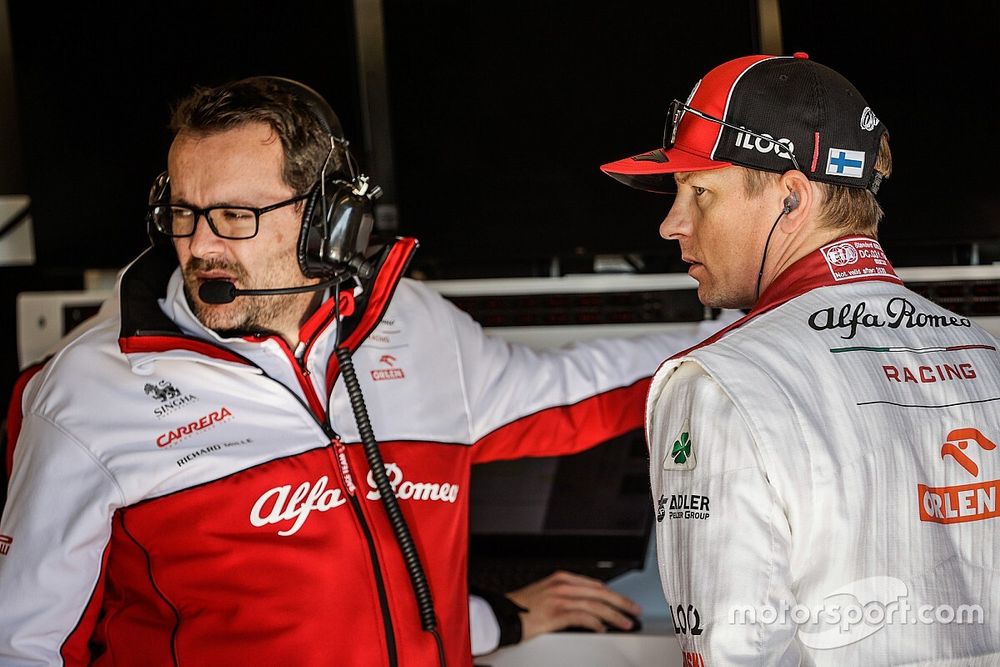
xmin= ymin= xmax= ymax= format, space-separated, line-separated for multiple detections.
xmin=647 ymin=361 xmax=801 ymax=666
xmin=0 ymin=412 xmax=122 ymax=666
xmin=447 ymin=302 xmax=737 ymax=463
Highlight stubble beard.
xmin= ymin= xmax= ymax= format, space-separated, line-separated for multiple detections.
xmin=181 ymin=255 xmax=314 ymax=336
xmin=696 ymin=276 xmax=755 ymax=311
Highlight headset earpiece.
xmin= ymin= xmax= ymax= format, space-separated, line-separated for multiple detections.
xmin=297 ymin=173 xmax=375 ymax=278
xmin=782 ymin=192 xmax=800 ymax=214
xmin=146 ymin=171 xmax=172 ymax=248
xmin=248 ymin=76 xmax=379 ymax=278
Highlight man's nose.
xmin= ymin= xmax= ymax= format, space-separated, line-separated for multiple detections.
xmin=659 ymin=201 xmax=690 ymax=240
xmin=187 ymin=213 xmax=226 ymax=258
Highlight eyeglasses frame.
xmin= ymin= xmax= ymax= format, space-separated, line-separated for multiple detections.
xmin=148 ymin=193 xmax=310 ymax=240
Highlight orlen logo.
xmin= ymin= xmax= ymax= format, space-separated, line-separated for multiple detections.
xmin=156 ymin=407 xmax=233 ymax=448
xmin=250 ymin=475 xmax=347 ymax=537
xmin=371 ymin=354 xmax=406 ymax=382
xmin=918 ymin=428 xmax=998 ymax=524
xmin=366 ymin=463 xmax=459 ymax=503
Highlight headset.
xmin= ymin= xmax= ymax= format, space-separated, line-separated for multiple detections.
xmin=782 ymin=191 xmax=800 ymax=214
xmin=755 ymin=191 xmax=801 ymax=300
xmin=146 ymin=76 xmax=381 ymax=280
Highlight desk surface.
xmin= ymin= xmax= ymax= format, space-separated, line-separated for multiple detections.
xmin=478 ymin=622 xmax=682 ymax=667
xmin=475 ymin=531 xmax=684 ymax=667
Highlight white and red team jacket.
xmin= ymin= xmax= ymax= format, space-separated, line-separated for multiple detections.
xmin=648 ymin=237 xmax=1000 ymax=666
xmin=0 ymin=239 xmax=724 ymax=666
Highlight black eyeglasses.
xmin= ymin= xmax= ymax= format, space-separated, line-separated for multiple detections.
xmin=148 ymin=194 xmax=309 ymax=240
xmin=663 ymin=99 xmax=801 ymax=172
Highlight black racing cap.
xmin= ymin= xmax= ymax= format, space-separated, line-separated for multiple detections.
xmin=601 ymin=53 xmax=888 ymax=194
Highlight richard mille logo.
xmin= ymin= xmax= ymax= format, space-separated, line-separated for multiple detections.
xmin=144 ymin=379 xmax=198 ymax=419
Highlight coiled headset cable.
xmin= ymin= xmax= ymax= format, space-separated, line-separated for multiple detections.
xmin=333 ymin=293 xmax=446 ymax=667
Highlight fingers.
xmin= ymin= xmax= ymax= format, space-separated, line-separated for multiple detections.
xmin=542 ymin=571 xmax=643 ymax=617
xmin=510 ymin=570 xmax=643 ymax=640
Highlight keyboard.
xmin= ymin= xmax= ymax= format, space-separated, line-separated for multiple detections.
xmin=469 ymin=557 xmax=635 ymax=595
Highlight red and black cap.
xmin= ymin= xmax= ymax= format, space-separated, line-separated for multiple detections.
xmin=601 ymin=53 xmax=888 ymax=194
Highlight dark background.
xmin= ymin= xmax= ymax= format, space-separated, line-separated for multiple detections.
xmin=2 ymin=0 xmax=999 ymax=409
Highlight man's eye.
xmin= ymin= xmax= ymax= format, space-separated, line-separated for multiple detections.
xmin=220 ymin=208 xmax=255 ymax=222
xmin=693 ymin=186 xmax=706 ymax=196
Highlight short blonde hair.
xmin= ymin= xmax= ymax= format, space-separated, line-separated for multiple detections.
xmin=742 ymin=133 xmax=893 ymax=237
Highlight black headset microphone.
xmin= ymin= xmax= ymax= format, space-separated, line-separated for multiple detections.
xmin=754 ymin=191 xmax=799 ymax=301
xmin=148 ymin=78 xmax=447 ymax=666
xmin=198 ymin=269 xmax=361 ymax=305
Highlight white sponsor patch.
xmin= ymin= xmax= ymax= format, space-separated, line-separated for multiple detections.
xmin=826 ymin=148 xmax=865 ymax=178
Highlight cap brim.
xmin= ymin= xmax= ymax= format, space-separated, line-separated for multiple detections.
xmin=600 ymin=147 xmax=731 ymax=193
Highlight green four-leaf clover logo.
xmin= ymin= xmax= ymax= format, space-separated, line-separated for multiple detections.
xmin=671 ymin=432 xmax=691 ymax=464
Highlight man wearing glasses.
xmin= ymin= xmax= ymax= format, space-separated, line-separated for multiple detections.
xmin=602 ymin=52 xmax=1000 ymax=664
xmin=0 ymin=76 xmax=724 ymax=664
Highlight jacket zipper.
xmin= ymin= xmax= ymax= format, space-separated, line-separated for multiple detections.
xmin=283 ymin=340 xmax=400 ymax=667
xmin=324 ymin=430 xmax=399 ymax=667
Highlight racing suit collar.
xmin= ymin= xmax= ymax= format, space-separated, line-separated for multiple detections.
xmin=753 ymin=235 xmax=902 ymax=314
xmin=667 ymin=235 xmax=902 ymax=362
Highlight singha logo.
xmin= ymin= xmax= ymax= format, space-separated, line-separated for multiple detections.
xmin=145 ymin=380 xmax=182 ymax=403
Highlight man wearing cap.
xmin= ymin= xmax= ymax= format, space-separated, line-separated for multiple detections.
xmin=603 ymin=53 xmax=1000 ymax=665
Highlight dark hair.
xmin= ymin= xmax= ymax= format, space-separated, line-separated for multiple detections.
xmin=168 ymin=77 xmax=340 ymax=196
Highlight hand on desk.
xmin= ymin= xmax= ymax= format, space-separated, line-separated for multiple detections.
xmin=507 ymin=570 xmax=642 ymax=640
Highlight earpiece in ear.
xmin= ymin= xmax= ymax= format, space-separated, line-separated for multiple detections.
xmin=782 ymin=192 xmax=800 ymax=214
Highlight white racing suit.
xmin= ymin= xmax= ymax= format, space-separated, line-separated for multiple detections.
xmin=647 ymin=236 xmax=1000 ymax=666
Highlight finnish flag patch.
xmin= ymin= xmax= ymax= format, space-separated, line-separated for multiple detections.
xmin=825 ymin=148 xmax=865 ymax=178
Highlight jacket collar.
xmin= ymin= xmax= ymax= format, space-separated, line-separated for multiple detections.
xmin=116 ymin=239 xmax=419 ymax=367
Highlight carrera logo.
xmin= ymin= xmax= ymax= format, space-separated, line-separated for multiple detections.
xmin=918 ymin=429 xmax=998 ymax=524
xmin=0 ymin=534 xmax=11 ymax=556
xmin=156 ymin=407 xmax=233 ymax=448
